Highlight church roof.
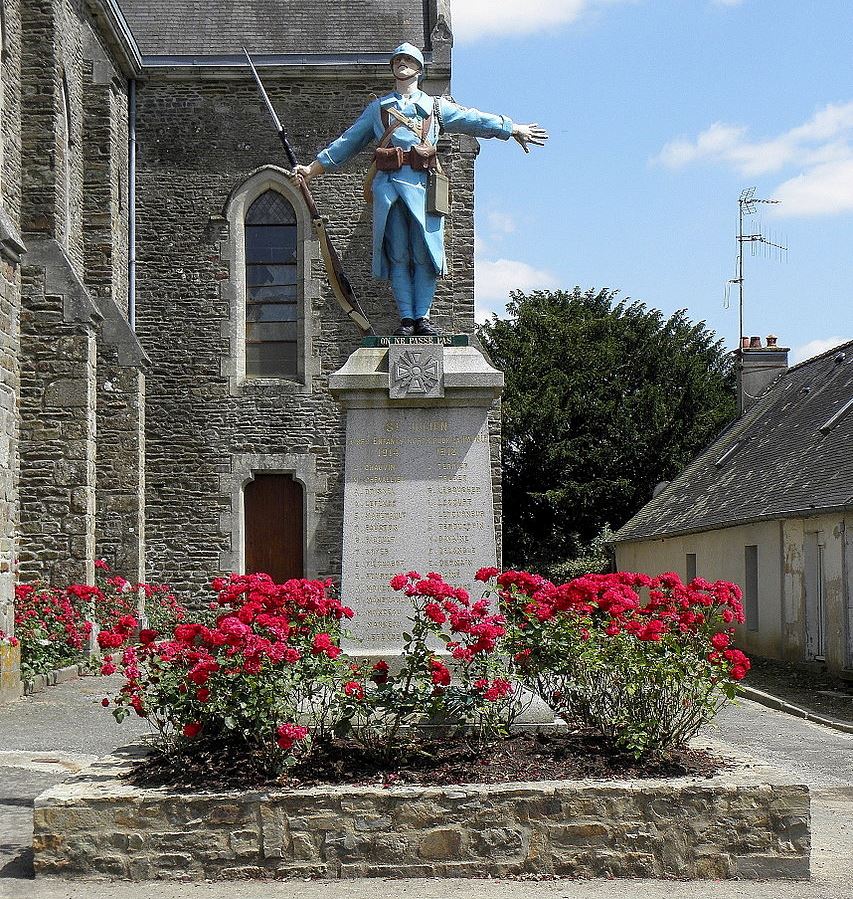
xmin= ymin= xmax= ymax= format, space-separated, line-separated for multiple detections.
xmin=118 ymin=0 xmax=431 ymax=59
xmin=612 ymin=340 xmax=853 ymax=543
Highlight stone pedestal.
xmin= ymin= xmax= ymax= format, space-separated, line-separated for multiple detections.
xmin=330 ymin=337 xmax=503 ymax=657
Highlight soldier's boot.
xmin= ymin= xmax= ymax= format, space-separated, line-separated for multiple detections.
xmin=393 ymin=318 xmax=416 ymax=336
xmin=414 ymin=317 xmax=440 ymax=336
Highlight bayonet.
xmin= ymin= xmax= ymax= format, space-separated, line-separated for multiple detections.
xmin=243 ymin=48 xmax=374 ymax=335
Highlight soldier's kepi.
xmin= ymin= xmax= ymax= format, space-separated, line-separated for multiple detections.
xmin=291 ymin=42 xmax=548 ymax=337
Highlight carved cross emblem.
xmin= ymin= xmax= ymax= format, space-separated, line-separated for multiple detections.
xmin=393 ymin=350 xmax=440 ymax=394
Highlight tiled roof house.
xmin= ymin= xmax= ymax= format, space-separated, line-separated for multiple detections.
xmin=613 ymin=338 xmax=853 ymax=674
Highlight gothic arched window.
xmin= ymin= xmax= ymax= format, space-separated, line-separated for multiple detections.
xmin=245 ymin=190 xmax=298 ymax=379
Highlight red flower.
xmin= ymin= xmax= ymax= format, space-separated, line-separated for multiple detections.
xmin=94 ymin=559 xmax=111 ymax=571
xmin=97 ymin=631 xmax=124 ymax=649
xmin=390 ymin=574 xmax=408 ymax=591
xmin=138 ymin=628 xmax=158 ymax=645
xmin=182 ymin=722 xmax=202 ymax=738
xmin=711 ymin=632 xmax=730 ymax=650
xmin=475 ymin=567 xmax=500 ymax=583
xmin=424 ymin=602 xmax=446 ymax=625
xmin=371 ymin=660 xmax=390 ymax=684
xmin=101 ymin=698 xmax=110 ymax=707
xmin=344 ymin=680 xmax=365 ymax=700
xmin=312 ymin=633 xmax=342 ymax=659
xmin=195 ymin=688 xmax=210 ymax=703
xmin=276 ymin=722 xmax=309 ymax=751
xmin=429 ymin=658 xmax=451 ymax=686
xmin=100 ymin=661 xmax=116 ymax=676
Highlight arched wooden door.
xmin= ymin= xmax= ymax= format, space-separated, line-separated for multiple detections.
xmin=244 ymin=473 xmax=304 ymax=581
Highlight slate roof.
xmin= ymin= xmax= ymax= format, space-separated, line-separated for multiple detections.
xmin=118 ymin=0 xmax=431 ymax=58
xmin=613 ymin=340 xmax=853 ymax=543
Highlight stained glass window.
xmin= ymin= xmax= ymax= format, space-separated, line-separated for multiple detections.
xmin=245 ymin=190 xmax=298 ymax=378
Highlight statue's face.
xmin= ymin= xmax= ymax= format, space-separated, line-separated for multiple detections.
xmin=392 ymin=54 xmax=421 ymax=81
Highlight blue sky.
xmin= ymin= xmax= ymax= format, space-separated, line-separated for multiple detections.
xmin=450 ymin=0 xmax=853 ymax=363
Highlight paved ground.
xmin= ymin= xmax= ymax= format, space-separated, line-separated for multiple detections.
xmin=1 ymin=675 xmax=852 ymax=899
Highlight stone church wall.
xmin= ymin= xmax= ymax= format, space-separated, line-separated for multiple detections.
xmin=135 ymin=75 xmax=482 ymax=598
xmin=16 ymin=0 xmax=145 ymax=588
xmin=1 ymin=0 xmax=25 ymax=696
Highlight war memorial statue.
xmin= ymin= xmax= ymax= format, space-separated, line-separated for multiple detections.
xmin=290 ymin=42 xmax=548 ymax=336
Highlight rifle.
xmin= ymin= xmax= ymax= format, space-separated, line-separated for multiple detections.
xmin=243 ymin=48 xmax=374 ymax=336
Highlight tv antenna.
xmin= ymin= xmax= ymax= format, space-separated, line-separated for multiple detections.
xmin=724 ymin=187 xmax=788 ymax=347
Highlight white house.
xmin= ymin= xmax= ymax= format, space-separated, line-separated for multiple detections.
xmin=612 ymin=338 xmax=853 ymax=675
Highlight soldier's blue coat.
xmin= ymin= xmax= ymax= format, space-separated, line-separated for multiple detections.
xmin=316 ymin=89 xmax=514 ymax=281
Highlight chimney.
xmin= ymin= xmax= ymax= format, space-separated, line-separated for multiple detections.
xmin=737 ymin=335 xmax=789 ymax=414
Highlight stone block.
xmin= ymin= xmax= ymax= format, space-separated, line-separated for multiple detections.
xmin=549 ymin=821 xmax=611 ymax=848
xmin=0 ymin=641 xmax=22 ymax=704
xmin=44 ymin=378 xmax=90 ymax=408
xmin=474 ymin=826 xmax=528 ymax=861
xmin=417 ymin=828 xmax=463 ymax=860
xmin=734 ymin=853 xmax=811 ymax=880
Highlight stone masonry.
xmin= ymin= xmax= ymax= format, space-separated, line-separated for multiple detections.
xmin=32 ymin=746 xmax=811 ymax=881
xmin=0 ymin=0 xmax=26 ymax=697
xmin=0 ymin=0 xmax=145 ymax=702
xmin=16 ymin=0 xmax=145 ymax=587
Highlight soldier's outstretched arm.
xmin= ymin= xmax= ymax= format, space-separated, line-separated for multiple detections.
xmin=511 ymin=123 xmax=549 ymax=154
xmin=438 ymin=98 xmax=548 ymax=152
xmin=291 ymin=99 xmax=380 ymax=184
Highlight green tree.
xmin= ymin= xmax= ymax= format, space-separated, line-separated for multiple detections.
xmin=478 ymin=288 xmax=736 ymax=574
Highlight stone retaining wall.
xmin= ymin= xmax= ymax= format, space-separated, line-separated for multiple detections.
xmin=32 ymin=745 xmax=810 ymax=881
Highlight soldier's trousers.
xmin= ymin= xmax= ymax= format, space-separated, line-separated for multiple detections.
xmin=384 ymin=200 xmax=437 ymax=320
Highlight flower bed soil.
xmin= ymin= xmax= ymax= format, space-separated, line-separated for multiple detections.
xmin=129 ymin=730 xmax=723 ymax=792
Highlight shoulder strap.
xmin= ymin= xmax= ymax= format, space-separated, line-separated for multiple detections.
xmin=378 ymin=108 xmax=402 ymax=148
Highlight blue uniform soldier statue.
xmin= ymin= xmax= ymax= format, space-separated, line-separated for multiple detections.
xmin=291 ymin=43 xmax=548 ymax=336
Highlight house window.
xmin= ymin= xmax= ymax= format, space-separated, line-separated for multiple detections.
xmin=744 ymin=545 xmax=759 ymax=632
xmin=685 ymin=553 xmax=697 ymax=583
xmin=245 ymin=190 xmax=298 ymax=379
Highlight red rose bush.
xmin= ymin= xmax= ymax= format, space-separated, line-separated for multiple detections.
xmin=98 ymin=573 xmax=353 ymax=765
xmin=94 ymin=567 xmax=749 ymax=767
xmin=12 ymin=560 xmax=181 ymax=679
xmin=488 ymin=569 xmax=750 ymax=757
xmin=335 ymin=571 xmax=523 ymax=761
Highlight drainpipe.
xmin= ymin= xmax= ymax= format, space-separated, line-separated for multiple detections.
xmin=128 ymin=77 xmax=137 ymax=332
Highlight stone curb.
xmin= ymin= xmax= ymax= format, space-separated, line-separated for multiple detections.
xmin=23 ymin=662 xmax=89 ymax=696
xmin=739 ymin=684 xmax=853 ymax=736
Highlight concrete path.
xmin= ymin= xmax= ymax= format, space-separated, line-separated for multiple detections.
xmin=1 ymin=676 xmax=852 ymax=899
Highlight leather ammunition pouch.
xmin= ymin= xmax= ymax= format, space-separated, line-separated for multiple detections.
xmin=409 ymin=143 xmax=437 ymax=172
xmin=373 ymin=144 xmax=437 ymax=172
xmin=374 ymin=146 xmax=406 ymax=171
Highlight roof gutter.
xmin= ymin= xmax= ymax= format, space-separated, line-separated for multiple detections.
xmin=610 ymin=502 xmax=853 ymax=545
xmin=85 ymin=0 xmax=143 ymax=75
xmin=138 ymin=52 xmax=450 ymax=81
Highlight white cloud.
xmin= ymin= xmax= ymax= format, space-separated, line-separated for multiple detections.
xmin=654 ymin=102 xmax=853 ymax=216
xmin=452 ymin=0 xmax=628 ymax=42
xmin=475 ymin=257 xmax=560 ymax=322
xmin=773 ymin=159 xmax=853 ymax=216
xmin=792 ymin=337 xmax=853 ymax=365
xmin=486 ymin=210 xmax=517 ymax=235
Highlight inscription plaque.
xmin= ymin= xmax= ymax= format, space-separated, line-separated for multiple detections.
xmin=331 ymin=343 xmax=504 ymax=658
xmin=341 ymin=407 xmax=497 ymax=655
